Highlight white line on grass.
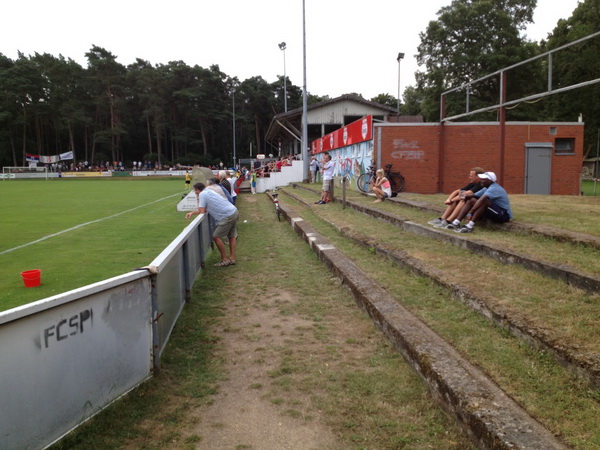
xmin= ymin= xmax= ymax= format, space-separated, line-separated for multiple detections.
xmin=0 ymin=193 xmax=181 ymax=256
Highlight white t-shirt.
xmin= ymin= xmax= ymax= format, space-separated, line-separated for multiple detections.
xmin=228 ymin=177 xmax=238 ymax=198
xmin=323 ymin=160 xmax=335 ymax=181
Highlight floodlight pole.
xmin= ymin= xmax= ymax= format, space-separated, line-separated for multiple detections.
xmin=278 ymin=42 xmax=288 ymax=113
xmin=301 ymin=0 xmax=309 ymax=180
xmin=232 ymin=89 xmax=236 ymax=169
xmin=397 ymin=52 xmax=404 ymax=115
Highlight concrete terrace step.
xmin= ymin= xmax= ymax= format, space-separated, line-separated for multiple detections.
xmin=281 ymin=188 xmax=600 ymax=390
xmin=291 ymin=183 xmax=600 ymax=251
xmin=290 ymin=184 xmax=600 ymax=295
xmin=375 ymin=191 xmax=600 ymax=252
xmin=270 ymin=192 xmax=566 ymax=450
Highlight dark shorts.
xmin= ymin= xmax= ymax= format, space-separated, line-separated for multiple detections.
xmin=483 ymin=202 xmax=511 ymax=223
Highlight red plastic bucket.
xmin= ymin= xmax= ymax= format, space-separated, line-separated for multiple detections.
xmin=21 ymin=269 xmax=42 ymax=288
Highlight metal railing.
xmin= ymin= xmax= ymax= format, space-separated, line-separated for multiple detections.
xmin=441 ymin=30 xmax=600 ymax=122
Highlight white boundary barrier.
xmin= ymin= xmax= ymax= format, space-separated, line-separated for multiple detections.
xmin=1 ymin=170 xmax=192 ymax=179
xmin=255 ymin=160 xmax=304 ymax=193
xmin=0 ymin=213 xmax=214 ymax=450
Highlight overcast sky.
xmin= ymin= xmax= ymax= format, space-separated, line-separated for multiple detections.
xmin=1 ymin=0 xmax=581 ymax=100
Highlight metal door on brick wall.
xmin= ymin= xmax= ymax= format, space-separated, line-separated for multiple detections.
xmin=525 ymin=143 xmax=552 ymax=194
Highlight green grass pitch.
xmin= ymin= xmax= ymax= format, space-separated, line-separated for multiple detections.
xmin=0 ymin=178 xmax=190 ymax=311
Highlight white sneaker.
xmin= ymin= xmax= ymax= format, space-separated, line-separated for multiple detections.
xmin=428 ymin=218 xmax=443 ymax=226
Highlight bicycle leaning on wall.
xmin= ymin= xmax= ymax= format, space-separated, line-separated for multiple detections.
xmin=356 ymin=163 xmax=405 ymax=196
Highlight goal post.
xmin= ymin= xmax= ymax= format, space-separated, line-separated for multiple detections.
xmin=2 ymin=166 xmax=49 ymax=180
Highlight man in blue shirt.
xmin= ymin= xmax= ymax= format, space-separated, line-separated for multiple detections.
xmin=445 ymin=171 xmax=512 ymax=233
xmin=186 ymin=182 xmax=239 ymax=266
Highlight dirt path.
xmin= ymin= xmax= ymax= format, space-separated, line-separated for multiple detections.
xmin=186 ymin=195 xmax=342 ymax=449
xmin=188 ymin=290 xmax=341 ymax=449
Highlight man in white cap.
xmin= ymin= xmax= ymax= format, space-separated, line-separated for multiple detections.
xmin=445 ymin=171 xmax=512 ymax=233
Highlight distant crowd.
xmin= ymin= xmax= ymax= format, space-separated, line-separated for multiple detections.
xmin=248 ymin=155 xmax=299 ymax=178
xmin=44 ymin=160 xmax=189 ymax=172
xmin=40 ymin=155 xmax=300 ymax=174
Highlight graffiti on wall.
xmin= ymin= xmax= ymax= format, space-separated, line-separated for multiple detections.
xmin=391 ymin=139 xmax=424 ymax=160
xmin=392 ymin=150 xmax=424 ymax=160
xmin=315 ymin=140 xmax=374 ymax=188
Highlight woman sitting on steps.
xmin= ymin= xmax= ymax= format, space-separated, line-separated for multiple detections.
xmin=372 ymin=169 xmax=392 ymax=203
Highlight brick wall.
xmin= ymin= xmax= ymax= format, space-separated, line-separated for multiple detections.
xmin=375 ymin=122 xmax=584 ymax=195
xmin=378 ymin=124 xmax=440 ymax=194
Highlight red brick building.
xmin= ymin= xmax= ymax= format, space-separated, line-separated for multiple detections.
xmin=374 ymin=121 xmax=584 ymax=195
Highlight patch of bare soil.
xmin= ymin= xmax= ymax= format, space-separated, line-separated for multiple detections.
xmin=185 ymin=289 xmax=343 ymax=449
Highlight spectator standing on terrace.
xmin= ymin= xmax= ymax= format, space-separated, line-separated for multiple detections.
xmin=220 ymin=170 xmax=237 ymax=205
xmin=310 ymin=156 xmax=319 ymax=183
xmin=186 ymin=182 xmax=239 ymax=266
xmin=228 ymin=171 xmax=239 ymax=204
xmin=372 ymin=169 xmax=392 ymax=203
xmin=218 ymin=170 xmax=231 ymax=191
xmin=207 ymin=177 xmax=233 ymax=204
xmin=429 ymin=167 xmax=485 ymax=228
xmin=445 ymin=171 xmax=512 ymax=233
xmin=315 ymin=152 xmax=334 ymax=205
xmin=251 ymin=169 xmax=257 ymax=194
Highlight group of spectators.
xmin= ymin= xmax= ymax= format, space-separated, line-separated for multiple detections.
xmin=182 ymin=159 xmax=514 ymax=272
xmin=48 ymin=161 xmax=129 ymax=172
xmin=352 ymin=163 xmax=512 ymax=233
xmin=47 ymin=160 xmax=188 ymax=172
xmin=310 ymin=156 xmax=512 ymax=233
xmin=248 ymin=155 xmax=299 ymax=178
xmin=427 ymin=167 xmax=512 ymax=233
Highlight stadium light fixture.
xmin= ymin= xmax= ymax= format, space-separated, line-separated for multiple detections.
xmin=278 ymin=42 xmax=287 ymax=113
xmin=397 ymin=52 xmax=404 ymax=114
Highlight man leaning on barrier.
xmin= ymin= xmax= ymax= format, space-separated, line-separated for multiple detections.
xmin=186 ymin=182 xmax=239 ymax=266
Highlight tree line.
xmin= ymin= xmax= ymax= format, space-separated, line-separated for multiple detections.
xmin=0 ymin=45 xmax=316 ymax=168
xmin=374 ymin=0 xmax=600 ymax=156
xmin=1 ymin=0 xmax=599 ymax=169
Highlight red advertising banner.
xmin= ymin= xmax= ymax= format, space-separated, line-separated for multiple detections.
xmin=311 ymin=115 xmax=372 ymax=154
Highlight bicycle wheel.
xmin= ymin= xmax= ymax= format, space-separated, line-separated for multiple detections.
xmin=276 ymin=206 xmax=281 ymax=221
xmin=357 ymin=173 xmax=373 ymax=193
xmin=389 ymin=173 xmax=405 ymax=195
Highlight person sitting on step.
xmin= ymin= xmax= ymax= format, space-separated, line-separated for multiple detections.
xmin=444 ymin=171 xmax=512 ymax=233
xmin=372 ymin=169 xmax=392 ymax=203
xmin=428 ymin=167 xmax=484 ymax=228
